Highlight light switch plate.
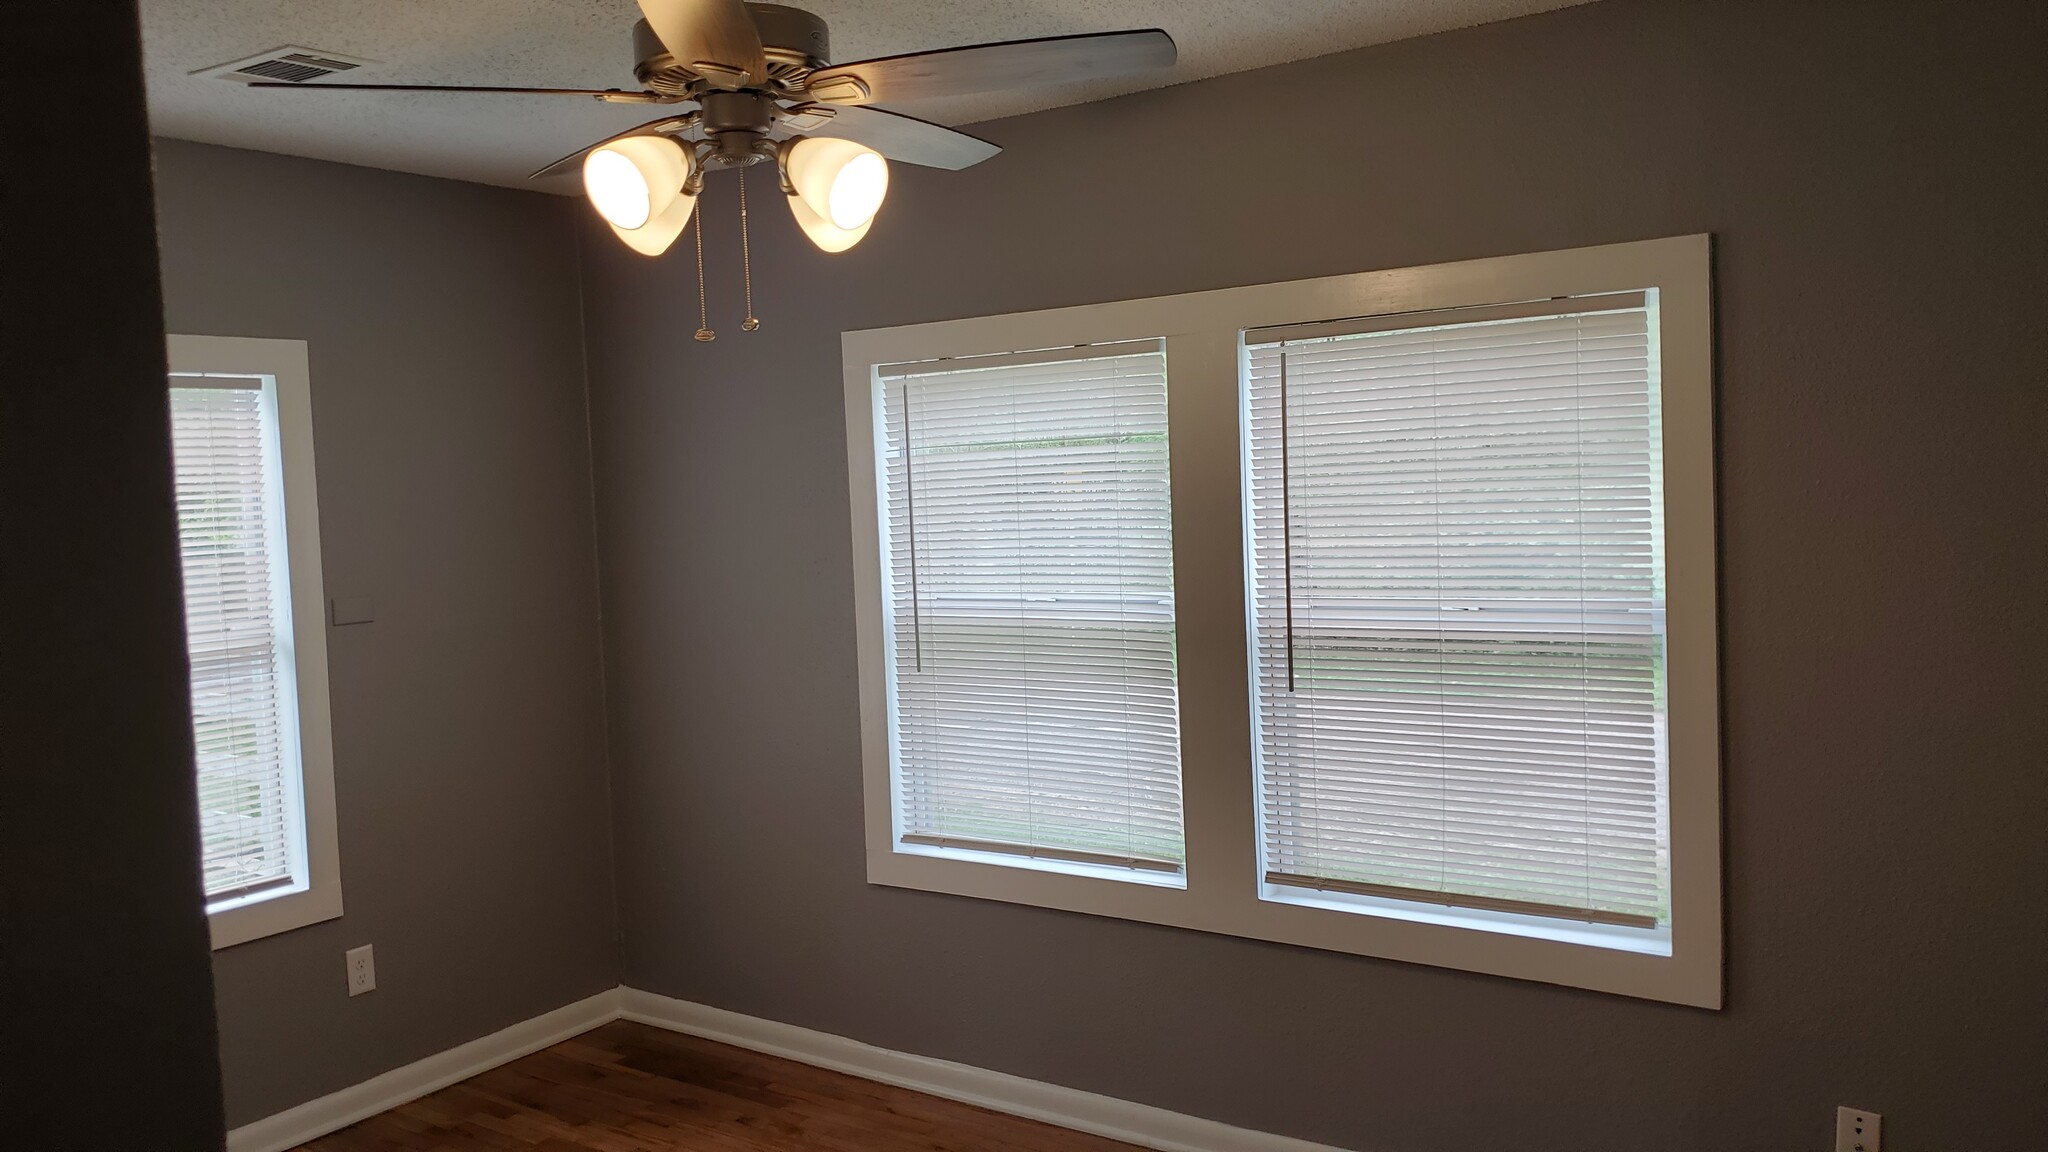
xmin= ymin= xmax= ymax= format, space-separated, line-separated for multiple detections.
xmin=330 ymin=595 xmax=375 ymax=626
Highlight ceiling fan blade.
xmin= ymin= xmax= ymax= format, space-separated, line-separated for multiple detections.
xmin=637 ymin=0 xmax=767 ymax=89
xmin=797 ymin=104 xmax=1000 ymax=171
xmin=247 ymin=82 xmax=676 ymax=104
xmin=803 ymin=29 xmax=1175 ymax=106
xmin=528 ymin=114 xmax=702 ymax=181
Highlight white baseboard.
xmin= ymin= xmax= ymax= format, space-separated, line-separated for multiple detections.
xmin=619 ymin=987 xmax=1354 ymax=1152
xmin=228 ymin=985 xmax=1354 ymax=1152
xmin=225 ymin=989 xmax=622 ymax=1152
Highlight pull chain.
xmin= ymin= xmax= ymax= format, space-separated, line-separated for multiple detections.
xmin=692 ymin=184 xmax=714 ymax=343
xmin=738 ymin=166 xmax=760 ymax=332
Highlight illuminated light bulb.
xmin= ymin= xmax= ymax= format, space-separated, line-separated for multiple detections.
xmin=785 ymin=191 xmax=872 ymax=253
xmin=583 ymin=148 xmax=651 ymax=229
xmin=583 ymin=136 xmax=696 ymax=256
xmin=825 ymin=151 xmax=887 ymax=229
xmin=783 ymin=137 xmax=889 ymax=231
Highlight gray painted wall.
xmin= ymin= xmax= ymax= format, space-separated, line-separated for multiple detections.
xmin=576 ymin=2 xmax=2046 ymax=1150
xmin=2 ymin=7 xmax=226 ymax=1147
xmin=150 ymin=139 xmax=620 ymax=1126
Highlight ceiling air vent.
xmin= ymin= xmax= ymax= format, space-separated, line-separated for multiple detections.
xmin=197 ymin=46 xmax=378 ymax=85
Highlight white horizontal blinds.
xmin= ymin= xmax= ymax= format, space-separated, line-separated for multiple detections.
xmin=168 ymin=379 xmax=299 ymax=900
xmin=1245 ymin=298 xmax=1669 ymax=927
xmin=879 ymin=343 xmax=1185 ymax=870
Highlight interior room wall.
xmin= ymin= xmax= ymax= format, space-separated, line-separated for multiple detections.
xmin=1 ymin=8 xmax=227 ymax=1148
xmin=575 ymin=1 xmax=2046 ymax=1149
xmin=149 ymin=139 xmax=620 ymax=1127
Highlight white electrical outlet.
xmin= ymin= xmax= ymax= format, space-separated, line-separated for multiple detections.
xmin=1835 ymin=1106 xmax=1881 ymax=1152
xmin=345 ymin=944 xmax=376 ymax=996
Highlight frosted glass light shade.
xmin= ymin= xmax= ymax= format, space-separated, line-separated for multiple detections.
xmin=609 ymin=190 xmax=697 ymax=256
xmin=783 ymin=137 xmax=889 ymax=230
xmin=785 ymin=192 xmax=872 ymax=253
xmin=584 ymin=136 xmax=696 ymax=256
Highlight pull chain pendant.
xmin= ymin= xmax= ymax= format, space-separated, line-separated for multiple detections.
xmin=738 ymin=166 xmax=760 ymax=332
xmin=692 ymin=190 xmax=715 ymax=343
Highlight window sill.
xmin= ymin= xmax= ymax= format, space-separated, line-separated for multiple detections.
xmin=894 ymin=839 xmax=1188 ymax=889
xmin=870 ymin=844 xmax=1715 ymax=1007
xmin=1258 ymin=882 xmax=1672 ymax=957
xmin=207 ymin=878 xmax=343 ymax=949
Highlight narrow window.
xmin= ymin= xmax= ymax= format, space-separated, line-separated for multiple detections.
xmin=1244 ymin=295 xmax=1669 ymax=931
xmin=167 ymin=335 xmax=340 ymax=948
xmin=169 ymin=378 xmax=307 ymax=903
xmin=877 ymin=342 xmax=1185 ymax=875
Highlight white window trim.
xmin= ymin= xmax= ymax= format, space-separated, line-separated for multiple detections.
xmin=168 ymin=334 xmax=344 ymax=950
xmin=843 ymin=236 xmax=1720 ymax=1008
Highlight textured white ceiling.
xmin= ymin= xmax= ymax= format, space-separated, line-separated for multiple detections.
xmin=141 ymin=0 xmax=1595 ymax=192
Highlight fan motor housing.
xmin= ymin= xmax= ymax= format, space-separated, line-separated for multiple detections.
xmin=699 ymin=90 xmax=782 ymax=166
xmin=632 ymin=5 xmax=831 ymax=95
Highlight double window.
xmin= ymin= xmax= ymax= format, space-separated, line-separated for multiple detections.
xmin=847 ymin=238 xmax=1719 ymax=1005
xmin=167 ymin=335 xmax=341 ymax=948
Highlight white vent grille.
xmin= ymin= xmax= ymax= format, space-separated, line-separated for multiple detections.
xmin=197 ymin=46 xmax=376 ymax=85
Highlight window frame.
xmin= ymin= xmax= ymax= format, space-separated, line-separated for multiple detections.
xmin=167 ymin=334 xmax=343 ymax=949
xmin=842 ymin=236 xmax=1720 ymax=1007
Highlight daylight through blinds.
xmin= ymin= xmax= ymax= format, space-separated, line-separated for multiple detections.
xmin=879 ymin=342 xmax=1184 ymax=870
xmin=170 ymin=380 xmax=301 ymax=900
xmin=1244 ymin=298 xmax=1669 ymax=926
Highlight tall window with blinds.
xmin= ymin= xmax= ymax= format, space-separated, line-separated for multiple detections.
xmin=168 ymin=378 xmax=305 ymax=904
xmin=876 ymin=341 xmax=1185 ymax=875
xmin=1244 ymin=294 xmax=1668 ymax=930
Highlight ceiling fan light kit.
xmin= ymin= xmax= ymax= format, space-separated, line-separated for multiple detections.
xmin=583 ymin=135 xmax=700 ymax=255
xmin=782 ymin=136 xmax=888 ymax=230
xmin=255 ymin=0 xmax=1176 ymax=329
xmin=784 ymin=189 xmax=873 ymax=253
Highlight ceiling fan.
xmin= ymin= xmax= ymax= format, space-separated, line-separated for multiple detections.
xmin=256 ymin=1 xmax=1175 ymax=285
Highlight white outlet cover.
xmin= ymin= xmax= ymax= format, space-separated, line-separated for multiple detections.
xmin=1835 ymin=1106 xmax=1881 ymax=1152
xmin=345 ymin=944 xmax=376 ymax=996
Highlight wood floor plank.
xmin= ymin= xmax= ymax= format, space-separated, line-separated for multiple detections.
xmin=295 ymin=1020 xmax=1145 ymax=1151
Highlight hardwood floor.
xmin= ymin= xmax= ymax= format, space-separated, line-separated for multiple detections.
xmin=295 ymin=1019 xmax=1147 ymax=1151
